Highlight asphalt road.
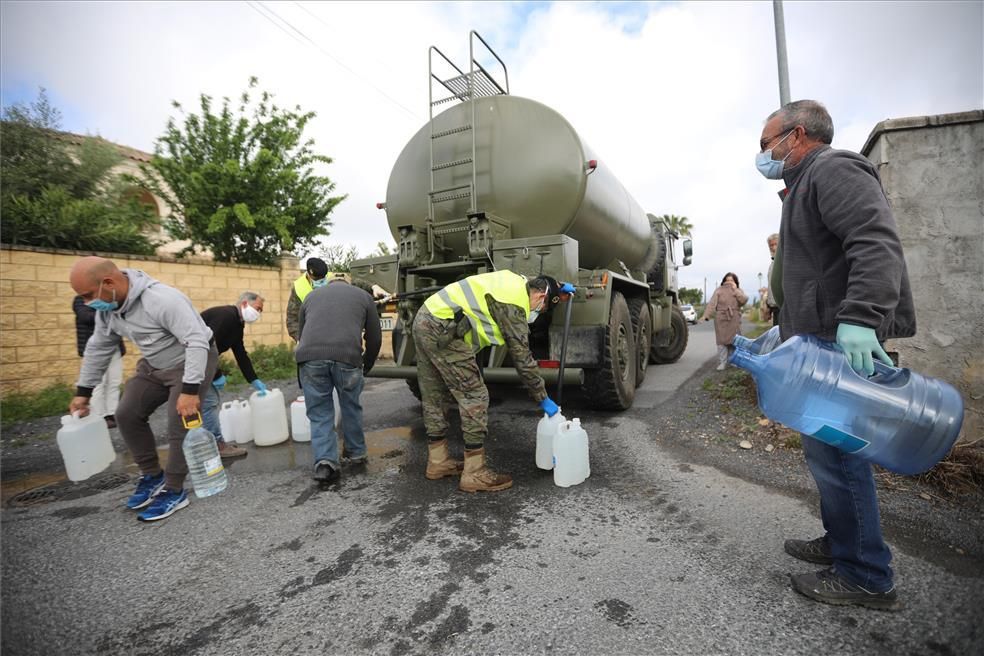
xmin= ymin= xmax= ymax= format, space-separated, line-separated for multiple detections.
xmin=2 ymin=321 xmax=981 ymax=655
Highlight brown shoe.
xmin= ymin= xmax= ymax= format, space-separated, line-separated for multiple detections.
xmin=217 ymin=441 xmax=248 ymax=459
xmin=459 ymin=447 xmax=512 ymax=493
xmin=426 ymin=439 xmax=464 ymax=480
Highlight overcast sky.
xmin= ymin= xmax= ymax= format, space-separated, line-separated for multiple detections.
xmin=2 ymin=1 xmax=981 ymax=297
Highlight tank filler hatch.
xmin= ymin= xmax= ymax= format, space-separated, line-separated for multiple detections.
xmin=426 ymin=30 xmax=509 ymax=222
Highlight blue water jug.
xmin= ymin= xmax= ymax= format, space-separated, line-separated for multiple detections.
xmin=729 ymin=334 xmax=964 ymax=475
xmin=733 ymin=325 xmax=782 ymax=354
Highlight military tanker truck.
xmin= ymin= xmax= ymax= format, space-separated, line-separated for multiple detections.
xmin=351 ymin=31 xmax=692 ymax=410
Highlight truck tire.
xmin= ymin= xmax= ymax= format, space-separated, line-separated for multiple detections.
xmin=583 ymin=292 xmax=637 ymax=410
xmin=627 ymin=297 xmax=651 ymax=388
xmin=406 ymin=378 xmax=422 ymax=402
xmin=391 ymin=321 xmax=422 ymax=400
xmin=650 ymin=304 xmax=688 ymax=364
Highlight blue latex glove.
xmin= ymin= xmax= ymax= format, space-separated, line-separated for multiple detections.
xmin=539 ymin=397 xmax=559 ymax=417
xmin=836 ymin=323 xmax=892 ymax=377
xmin=212 ymin=374 xmax=227 ymax=391
xmin=251 ymin=379 xmax=268 ymax=396
xmin=559 ymin=282 xmax=576 ymax=295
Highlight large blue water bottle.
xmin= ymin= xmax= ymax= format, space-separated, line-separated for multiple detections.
xmin=729 ymin=334 xmax=964 ymax=474
xmin=733 ymin=325 xmax=781 ymax=354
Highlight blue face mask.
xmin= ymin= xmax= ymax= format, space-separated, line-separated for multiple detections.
xmin=86 ymin=282 xmax=119 ymax=312
xmin=755 ymin=129 xmax=795 ymax=180
xmin=527 ymin=300 xmax=545 ymax=324
xmin=312 ymin=278 xmax=328 ymax=288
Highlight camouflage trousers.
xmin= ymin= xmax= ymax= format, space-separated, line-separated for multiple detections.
xmin=412 ymin=306 xmax=488 ymax=449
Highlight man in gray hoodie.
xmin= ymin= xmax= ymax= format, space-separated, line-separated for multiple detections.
xmin=69 ymin=257 xmax=218 ymax=522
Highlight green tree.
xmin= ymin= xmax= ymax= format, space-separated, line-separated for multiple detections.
xmin=0 ymin=89 xmax=160 ymax=254
xmin=657 ymin=214 xmax=693 ymax=237
xmin=319 ymin=243 xmax=360 ymax=272
xmin=144 ymin=77 xmax=346 ymax=266
xmin=678 ymin=287 xmax=703 ymax=305
xmin=372 ymin=241 xmax=393 ymax=256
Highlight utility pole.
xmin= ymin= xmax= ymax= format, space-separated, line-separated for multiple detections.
xmin=773 ymin=0 xmax=791 ymax=106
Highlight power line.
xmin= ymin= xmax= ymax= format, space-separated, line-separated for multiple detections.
xmin=247 ymin=1 xmax=421 ymax=122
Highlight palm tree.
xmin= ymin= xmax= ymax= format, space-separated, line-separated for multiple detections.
xmin=657 ymin=214 xmax=693 ymax=237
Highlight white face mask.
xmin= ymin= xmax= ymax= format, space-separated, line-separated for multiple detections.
xmin=241 ymin=304 xmax=261 ymax=323
xmin=527 ymin=299 xmax=545 ymax=324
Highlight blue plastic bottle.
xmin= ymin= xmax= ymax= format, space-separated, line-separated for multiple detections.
xmin=729 ymin=334 xmax=964 ymax=475
xmin=733 ymin=325 xmax=782 ymax=355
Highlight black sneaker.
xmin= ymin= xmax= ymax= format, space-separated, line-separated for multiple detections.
xmin=313 ymin=460 xmax=339 ymax=484
xmin=790 ymin=568 xmax=899 ymax=611
xmin=784 ymin=536 xmax=834 ymax=565
xmin=341 ymin=453 xmax=368 ymax=466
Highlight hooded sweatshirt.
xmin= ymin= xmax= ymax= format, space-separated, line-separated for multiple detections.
xmin=76 ymin=269 xmax=214 ymax=396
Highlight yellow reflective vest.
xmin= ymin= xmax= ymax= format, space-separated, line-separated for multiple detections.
xmin=424 ymin=271 xmax=530 ymax=348
xmin=293 ymin=274 xmax=314 ymax=302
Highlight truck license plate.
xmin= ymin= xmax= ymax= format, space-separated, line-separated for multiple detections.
xmin=380 ymin=317 xmax=395 ymax=331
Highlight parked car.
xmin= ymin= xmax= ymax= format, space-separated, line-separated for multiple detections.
xmin=680 ymin=304 xmax=697 ymax=324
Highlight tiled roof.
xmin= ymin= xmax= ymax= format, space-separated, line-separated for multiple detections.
xmin=57 ymin=130 xmax=154 ymax=163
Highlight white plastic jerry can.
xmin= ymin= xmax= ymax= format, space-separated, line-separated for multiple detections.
xmin=553 ymin=419 xmax=589 ymax=488
xmin=250 ymin=388 xmax=289 ymax=446
xmin=536 ymin=410 xmax=566 ymax=470
xmin=232 ymin=400 xmax=254 ymax=444
xmin=219 ymin=401 xmax=237 ymax=443
xmin=570 ymin=418 xmax=590 ymax=480
xmin=290 ymin=396 xmax=311 ymax=442
xmin=56 ymin=413 xmax=115 ymax=482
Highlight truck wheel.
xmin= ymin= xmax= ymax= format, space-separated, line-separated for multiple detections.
xmin=392 ymin=321 xmax=405 ymax=359
xmin=583 ymin=292 xmax=636 ymax=410
xmin=627 ymin=297 xmax=651 ymax=388
xmin=650 ymin=305 xmax=689 ymax=364
xmin=406 ymin=378 xmax=422 ymax=401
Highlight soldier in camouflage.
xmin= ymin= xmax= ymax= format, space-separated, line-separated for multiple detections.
xmin=413 ymin=271 xmax=571 ymax=493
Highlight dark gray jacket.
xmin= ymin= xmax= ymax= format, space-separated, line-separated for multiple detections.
xmin=295 ymin=280 xmax=382 ymax=372
xmin=777 ymin=145 xmax=915 ymax=342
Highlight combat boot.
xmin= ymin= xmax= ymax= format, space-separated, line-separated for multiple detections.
xmin=459 ymin=448 xmax=513 ymax=493
xmin=426 ymin=439 xmax=464 ymax=480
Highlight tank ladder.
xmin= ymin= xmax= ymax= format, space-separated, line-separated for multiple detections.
xmin=427 ymin=31 xmax=509 ymax=223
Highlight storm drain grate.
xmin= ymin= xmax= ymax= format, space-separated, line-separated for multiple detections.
xmin=7 ymin=472 xmax=133 ymax=508
xmin=87 ymin=472 xmax=132 ymax=491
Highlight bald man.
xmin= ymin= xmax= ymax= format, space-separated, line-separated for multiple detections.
xmin=69 ymin=257 xmax=218 ymax=522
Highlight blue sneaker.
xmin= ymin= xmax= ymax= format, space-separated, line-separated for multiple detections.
xmin=137 ymin=488 xmax=189 ymax=522
xmin=126 ymin=471 xmax=166 ymax=509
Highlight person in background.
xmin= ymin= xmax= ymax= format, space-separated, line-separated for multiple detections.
xmin=757 ymin=99 xmax=914 ymax=609
xmin=199 ymin=291 xmax=269 ymax=459
xmin=701 ymin=272 xmax=748 ymax=370
xmin=413 ymin=272 xmax=569 ymax=493
xmin=286 ymin=257 xmax=329 ymax=342
xmin=68 ymin=257 xmax=217 ymax=522
xmin=296 ymin=276 xmax=382 ymax=485
xmin=765 ymin=233 xmax=780 ymax=326
xmin=73 ymin=295 xmax=125 ymax=428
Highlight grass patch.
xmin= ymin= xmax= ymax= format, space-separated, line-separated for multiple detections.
xmin=221 ymin=343 xmax=297 ymax=385
xmin=706 ymin=369 xmax=756 ymax=402
xmin=1 ymin=383 xmax=74 ymax=427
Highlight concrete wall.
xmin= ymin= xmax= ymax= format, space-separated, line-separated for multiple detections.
xmin=0 ymin=246 xmax=394 ymax=396
xmin=863 ymin=111 xmax=984 ymax=442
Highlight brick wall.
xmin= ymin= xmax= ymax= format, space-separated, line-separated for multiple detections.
xmin=0 ymin=245 xmax=394 ymax=397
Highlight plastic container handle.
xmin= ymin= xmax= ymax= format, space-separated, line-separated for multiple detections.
xmin=182 ymin=412 xmax=204 ymax=429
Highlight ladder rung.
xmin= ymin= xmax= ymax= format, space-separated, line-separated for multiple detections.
xmin=431 ymin=191 xmax=471 ymax=204
xmin=431 ymin=157 xmax=473 ymax=171
xmin=429 ymin=184 xmax=471 ymax=196
xmin=431 ymin=95 xmax=466 ymax=106
xmin=431 ymin=125 xmax=472 ymax=139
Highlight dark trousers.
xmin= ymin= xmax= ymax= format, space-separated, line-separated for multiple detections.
xmin=115 ymin=347 xmax=218 ymax=490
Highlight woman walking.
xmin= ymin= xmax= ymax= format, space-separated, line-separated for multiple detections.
xmin=702 ymin=272 xmax=748 ymax=370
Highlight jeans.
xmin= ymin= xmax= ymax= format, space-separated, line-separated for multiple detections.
xmin=201 ymin=383 xmax=224 ymax=443
xmin=300 ymin=359 xmax=366 ymax=467
xmin=803 ymin=434 xmax=894 ymax=591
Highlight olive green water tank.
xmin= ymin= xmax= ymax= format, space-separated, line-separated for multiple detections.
xmin=385 ymin=95 xmax=657 ymax=271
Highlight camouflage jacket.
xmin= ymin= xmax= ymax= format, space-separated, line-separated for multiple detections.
xmin=486 ymin=297 xmax=547 ymax=402
xmin=285 ymin=286 xmax=302 ymax=342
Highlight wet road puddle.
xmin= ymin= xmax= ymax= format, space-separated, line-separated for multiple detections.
xmin=2 ymin=427 xmax=420 ymax=505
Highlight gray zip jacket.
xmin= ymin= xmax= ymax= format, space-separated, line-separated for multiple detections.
xmin=76 ymin=269 xmax=214 ymax=395
xmin=777 ymin=145 xmax=915 ymax=342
